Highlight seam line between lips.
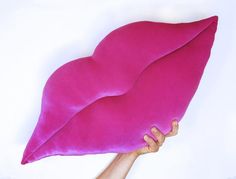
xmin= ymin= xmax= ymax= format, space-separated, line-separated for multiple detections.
xmin=23 ymin=18 xmax=217 ymax=163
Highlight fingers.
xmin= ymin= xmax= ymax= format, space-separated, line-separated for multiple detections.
xmin=144 ymin=135 xmax=159 ymax=152
xmin=142 ymin=119 xmax=179 ymax=154
xmin=166 ymin=120 xmax=179 ymax=137
xmin=151 ymin=127 xmax=165 ymax=146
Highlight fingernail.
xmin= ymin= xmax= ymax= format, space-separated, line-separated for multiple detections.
xmin=144 ymin=135 xmax=148 ymax=140
xmin=152 ymin=127 xmax=157 ymax=132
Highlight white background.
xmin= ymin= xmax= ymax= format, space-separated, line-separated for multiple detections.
xmin=0 ymin=0 xmax=236 ymax=178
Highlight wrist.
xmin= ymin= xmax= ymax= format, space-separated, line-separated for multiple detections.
xmin=118 ymin=151 xmax=139 ymax=161
xmin=128 ymin=150 xmax=140 ymax=158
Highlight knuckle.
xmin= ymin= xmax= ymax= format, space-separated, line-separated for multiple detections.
xmin=159 ymin=135 xmax=165 ymax=142
xmin=147 ymin=139 xmax=155 ymax=146
xmin=153 ymin=147 xmax=159 ymax=152
xmin=150 ymin=148 xmax=156 ymax=152
xmin=159 ymin=137 xmax=165 ymax=145
xmin=148 ymin=138 xmax=153 ymax=144
xmin=173 ymin=130 xmax=178 ymax=135
xmin=159 ymin=140 xmax=164 ymax=146
xmin=150 ymin=143 xmax=157 ymax=150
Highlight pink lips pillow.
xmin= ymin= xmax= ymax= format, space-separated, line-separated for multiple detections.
xmin=21 ymin=16 xmax=218 ymax=164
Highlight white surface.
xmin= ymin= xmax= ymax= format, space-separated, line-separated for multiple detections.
xmin=0 ymin=0 xmax=236 ymax=178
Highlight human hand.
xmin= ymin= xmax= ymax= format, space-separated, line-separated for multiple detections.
xmin=96 ymin=120 xmax=179 ymax=179
xmin=131 ymin=120 xmax=179 ymax=156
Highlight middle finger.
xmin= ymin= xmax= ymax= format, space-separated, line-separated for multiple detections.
xmin=151 ymin=127 xmax=165 ymax=146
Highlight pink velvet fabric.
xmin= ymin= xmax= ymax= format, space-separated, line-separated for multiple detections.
xmin=21 ymin=16 xmax=218 ymax=164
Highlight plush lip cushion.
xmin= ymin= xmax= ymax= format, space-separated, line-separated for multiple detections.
xmin=21 ymin=16 xmax=218 ymax=164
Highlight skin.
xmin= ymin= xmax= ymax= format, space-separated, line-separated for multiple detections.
xmin=96 ymin=120 xmax=179 ymax=179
